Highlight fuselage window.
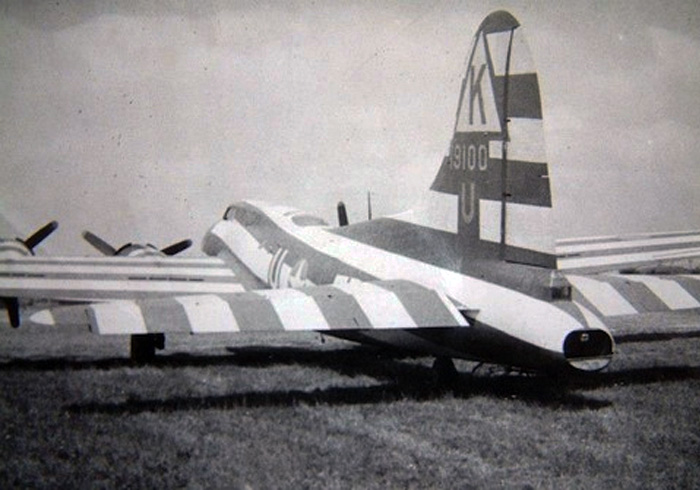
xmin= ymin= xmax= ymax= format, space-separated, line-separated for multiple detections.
xmin=291 ymin=215 xmax=329 ymax=227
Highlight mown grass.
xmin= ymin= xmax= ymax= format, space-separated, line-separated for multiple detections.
xmin=0 ymin=328 xmax=698 ymax=488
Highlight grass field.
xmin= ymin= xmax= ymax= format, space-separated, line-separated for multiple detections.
xmin=0 ymin=324 xmax=698 ymax=488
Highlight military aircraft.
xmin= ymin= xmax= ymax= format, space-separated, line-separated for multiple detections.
xmin=1 ymin=11 xmax=699 ymax=375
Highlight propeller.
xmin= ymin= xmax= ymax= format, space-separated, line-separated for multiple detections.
xmin=20 ymin=220 xmax=58 ymax=253
xmin=336 ymin=191 xmax=372 ymax=227
xmin=82 ymin=230 xmax=117 ymax=256
xmin=160 ymin=239 xmax=193 ymax=256
xmin=82 ymin=231 xmax=192 ymax=257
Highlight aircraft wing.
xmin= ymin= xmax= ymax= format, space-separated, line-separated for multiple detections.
xmin=0 ymin=255 xmax=245 ymax=303
xmin=556 ymin=231 xmax=700 ymax=273
xmin=29 ymin=280 xmax=469 ymax=333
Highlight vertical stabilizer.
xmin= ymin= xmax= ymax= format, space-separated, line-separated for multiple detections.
xmin=430 ymin=11 xmax=555 ymax=268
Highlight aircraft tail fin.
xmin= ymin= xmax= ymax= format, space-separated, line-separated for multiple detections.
xmin=416 ymin=11 xmax=556 ymax=269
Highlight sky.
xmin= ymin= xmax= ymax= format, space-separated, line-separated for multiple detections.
xmin=1 ymin=0 xmax=699 ymax=255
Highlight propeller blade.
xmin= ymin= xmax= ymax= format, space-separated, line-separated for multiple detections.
xmin=82 ymin=231 xmax=118 ymax=256
xmin=160 ymin=239 xmax=192 ymax=256
xmin=22 ymin=221 xmax=58 ymax=252
xmin=337 ymin=202 xmax=349 ymax=227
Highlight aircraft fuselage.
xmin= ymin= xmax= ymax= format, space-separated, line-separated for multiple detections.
xmin=203 ymin=201 xmax=614 ymax=373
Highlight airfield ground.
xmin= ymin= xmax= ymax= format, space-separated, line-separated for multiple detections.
xmin=0 ymin=321 xmax=698 ymax=488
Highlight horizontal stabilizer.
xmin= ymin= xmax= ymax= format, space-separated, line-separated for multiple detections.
xmin=568 ymin=273 xmax=700 ymax=318
xmin=557 ymin=230 xmax=700 ymax=273
xmin=605 ymin=311 xmax=700 ymax=343
xmin=31 ymin=280 xmax=469 ymax=335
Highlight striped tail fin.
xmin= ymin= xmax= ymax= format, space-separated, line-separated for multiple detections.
xmin=430 ymin=11 xmax=555 ymax=268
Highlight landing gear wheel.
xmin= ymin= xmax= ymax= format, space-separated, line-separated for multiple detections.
xmin=130 ymin=333 xmax=165 ymax=363
xmin=433 ymin=356 xmax=459 ymax=386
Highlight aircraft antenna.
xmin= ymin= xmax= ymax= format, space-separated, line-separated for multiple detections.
xmin=337 ymin=202 xmax=349 ymax=227
xmin=367 ymin=191 xmax=373 ymax=221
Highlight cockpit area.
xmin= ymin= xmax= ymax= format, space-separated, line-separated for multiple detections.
xmin=290 ymin=215 xmax=328 ymax=227
xmin=223 ymin=202 xmax=328 ymax=228
xmin=223 ymin=203 xmax=261 ymax=226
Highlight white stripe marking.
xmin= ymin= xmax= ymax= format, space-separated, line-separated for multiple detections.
xmin=0 ymin=277 xmax=244 ymax=298
xmin=653 ymin=247 xmax=700 ymax=260
xmin=487 ymin=29 xmax=537 ymax=76
xmin=507 ymin=118 xmax=547 ymax=163
xmin=486 ymin=30 xmax=513 ymax=76
xmin=557 ymin=234 xmax=700 ymax=255
xmin=489 ymin=140 xmax=503 ymax=159
xmin=89 ymin=301 xmax=148 ymax=335
xmin=333 ymin=281 xmax=417 ymax=329
xmin=505 ymin=201 xmax=553 ymax=254
xmin=480 ymin=199 xmax=554 ymax=254
xmin=244 ymin=202 xmax=581 ymax=352
xmin=558 ymin=247 xmax=700 ymax=270
xmin=434 ymin=290 xmax=471 ymax=327
xmin=567 ymin=276 xmax=637 ymax=316
xmin=255 ymin=289 xmax=329 ymax=331
xmin=508 ymin=29 xmax=538 ymax=75
xmin=0 ymin=256 xmax=227 ymax=267
xmin=0 ymin=263 xmax=235 ymax=277
xmin=175 ymin=295 xmax=239 ymax=333
xmin=617 ymin=275 xmax=700 ymax=310
xmin=479 ymin=199 xmax=502 ymax=244
xmin=211 ymin=221 xmax=279 ymax=285
xmin=557 ymin=230 xmax=700 ymax=245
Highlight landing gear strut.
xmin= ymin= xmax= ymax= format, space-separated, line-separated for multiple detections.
xmin=130 ymin=333 xmax=165 ymax=362
xmin=2 ymin=297 xmax=20 ymax=328
xmin=432 ymin=356 xmax=459 ymax=386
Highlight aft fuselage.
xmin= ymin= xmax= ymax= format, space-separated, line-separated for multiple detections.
xmin=203 ymin=201 xmax=614 ymax=373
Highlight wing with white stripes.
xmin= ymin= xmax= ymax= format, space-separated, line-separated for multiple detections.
xmin=567 ymin=273 xmax=700 ymax=340
xmin=31 ymin=280 xmax=470 ymax=334
xmin=557 ymin=231 xmax=700 ymax=273
xmin=0 ymin=255 xmax=244 ymax=303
